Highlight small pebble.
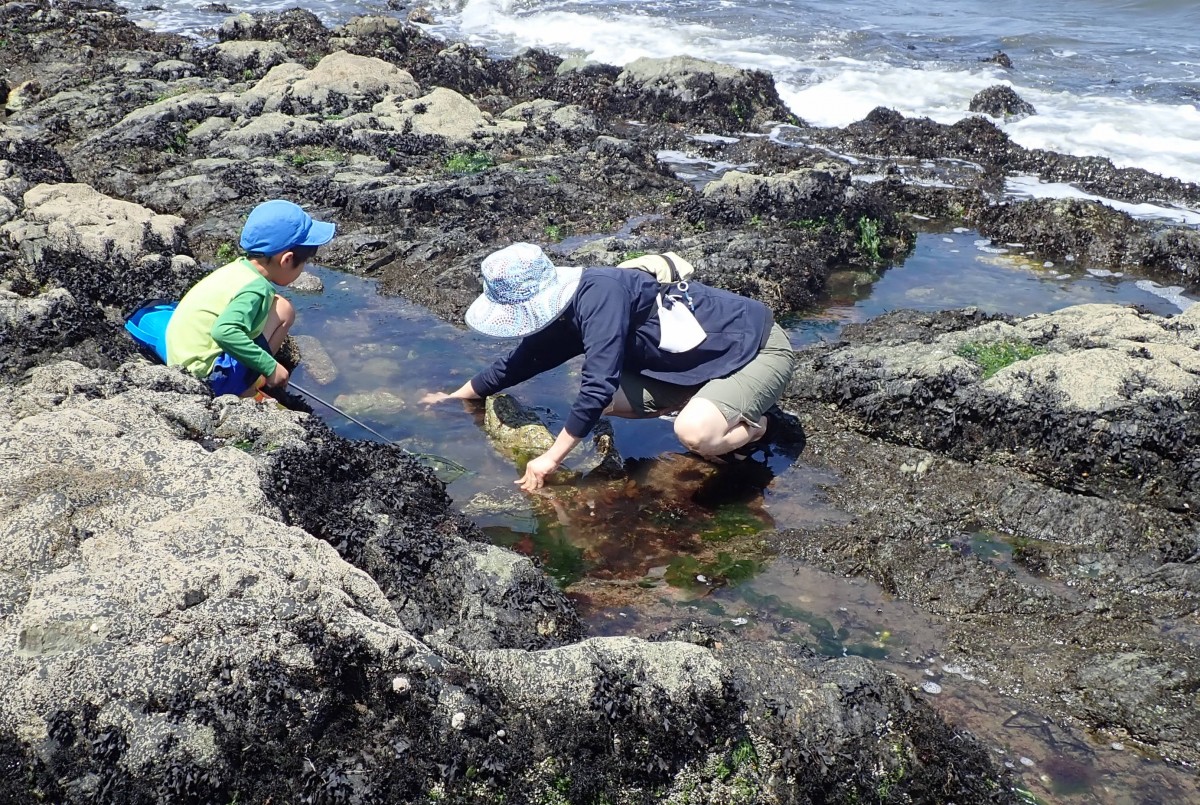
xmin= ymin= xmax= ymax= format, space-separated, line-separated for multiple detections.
xmin=451 ymin=712 xmax=466 ymax=730
xmin=1043 ymin=261 xmax=1054 ymax=268
xmin=392 ymin=676 xmax=411 ymax=694
xmin=920 ymin=681 xmax=942 ymax=695
xmin=1111 ymin=742 xmax=1125 ymax=751
xmin=731 ymin=617 xmax=749 ymax=626
xmin=1019 ymin=756 xmax=1035 ymax=767
xmin=497 ymin=730 xmax=507 ymax=739
xmin=696 ymin=574 xmax=708 ymax=583
xmin=90 ymin=623 xmax=100 ymax=633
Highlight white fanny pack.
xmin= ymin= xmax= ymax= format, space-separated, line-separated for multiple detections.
xmin=656 ymin=282 xmax=706 ymax=353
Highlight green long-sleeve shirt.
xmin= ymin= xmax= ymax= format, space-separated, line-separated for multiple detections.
xmin=166 ymin=258 xmax=278 ymax=379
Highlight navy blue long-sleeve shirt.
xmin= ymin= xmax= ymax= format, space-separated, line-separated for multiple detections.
xmin=470 ymin=267 xmax=773 ymax=438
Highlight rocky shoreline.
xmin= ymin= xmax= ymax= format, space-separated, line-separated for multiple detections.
xmin=2 ymin=0 xmax=1197 ymax=801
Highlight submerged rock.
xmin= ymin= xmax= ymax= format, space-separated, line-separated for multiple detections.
xmin=481 ymin=393 xmax=577 ymax=487
xmin=461 ymin=485 xmax=538 ymax=527
xmin=289 ymin=270 xmax=324 ymax=293
xmin=332 ymin=388 xmax=405 ymax=417
xmin=482 ymin=393 xmax=625 ymax=481
xmin=291 ymin=334 xmax=338 ymax=385
xmin=484 ymin=393 xmax=554 ymax=456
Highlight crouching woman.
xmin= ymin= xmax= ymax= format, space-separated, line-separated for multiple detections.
xmin=421 ymin=243 xmax=797 ymax=490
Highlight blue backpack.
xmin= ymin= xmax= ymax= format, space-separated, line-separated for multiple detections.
xmin=124 ymin=301 xmax=178 ymax=364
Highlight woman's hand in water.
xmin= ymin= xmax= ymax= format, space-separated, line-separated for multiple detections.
xmin=518 ymin=454 xmax=560 ymax=492
xmin=421 ymin=381 xmax=482 ymax=406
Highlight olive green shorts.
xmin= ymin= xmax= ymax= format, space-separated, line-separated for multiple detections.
xmin=619 ymin=323 xmax=796 ymax=426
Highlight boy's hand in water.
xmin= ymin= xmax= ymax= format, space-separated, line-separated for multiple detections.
xmin=265 ymin=363 xmax=290 ymax=388
xmin=419 ymin=391 xmax=452 ymax=405
xmin=518 ymin=454 xmax=559 ymax=492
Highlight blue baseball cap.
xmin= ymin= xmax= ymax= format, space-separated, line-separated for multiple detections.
xmin=239 ymin=200 xmax=336 ymax=256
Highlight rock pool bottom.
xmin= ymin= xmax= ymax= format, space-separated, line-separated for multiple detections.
xmin=286 ymin=230 xmax=1200 ymax=804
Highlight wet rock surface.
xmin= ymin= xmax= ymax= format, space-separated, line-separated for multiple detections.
xmin=5 ymin=0 xmax=1200 ymax=798
xmin=976 ymin=198 xmax=1200 ymax=284
xmin=0 ymin=362 xmax=1014 ymax=800
xmin=481 ymin=392 xmax=624 ymax=482
xmin=969 ymin=85 xmax=1036 ymax=120
xmin=791 ymin=304 xmax=1200 ymax=509
xmin=782 ymin=304 xmax=1200 ymax=764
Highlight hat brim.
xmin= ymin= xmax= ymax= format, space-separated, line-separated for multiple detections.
xmin=299 ymin=219 xmax=336 ymax=247
xmin=465 ymin=266 xmax=583 ymax=338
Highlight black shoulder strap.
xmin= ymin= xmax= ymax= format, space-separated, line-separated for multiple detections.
xmin=660 ymin=254 xmax=681 ymax=283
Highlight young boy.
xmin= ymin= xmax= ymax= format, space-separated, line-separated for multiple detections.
xmin=165 ymin=199 xmax=335 ymax=396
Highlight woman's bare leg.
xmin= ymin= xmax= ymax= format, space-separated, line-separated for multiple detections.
xmin=671 ymin=397 xmax=766 ymax=458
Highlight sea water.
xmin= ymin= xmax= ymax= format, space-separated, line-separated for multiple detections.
xmin=122 ymin=0 xmax=1200 ymax=184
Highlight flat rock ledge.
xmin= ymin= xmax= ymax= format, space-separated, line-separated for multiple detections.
xmin=0 ymin=360 xmax=1015 ymax=803
xmin=791 ymin=303 xmax=1200 ymax=509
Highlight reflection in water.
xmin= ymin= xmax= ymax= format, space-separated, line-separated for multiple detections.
xmin=288 ymin=228 xmax=1200 ymax=805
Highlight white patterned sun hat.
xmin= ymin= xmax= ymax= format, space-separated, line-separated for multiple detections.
xmin=465 ymin=243 xmax=582 ymax=338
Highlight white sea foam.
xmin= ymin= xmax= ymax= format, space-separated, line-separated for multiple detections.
xmin=779 ymin=67 xmax=1200 ymax=184
xmin=1136 ymin=280 xmax=1196 ymax=312
xmin=119 ymin=0 xmax=1200 ymax=185
xmin=450 ymin=0 xmax=1200 ymax=186
xmin=1006 ymin=175 xmax=1200 ymax=226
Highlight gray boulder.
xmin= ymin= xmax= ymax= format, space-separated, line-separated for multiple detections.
xmin=207 ymin=40 xmax=289 ymax=79
xmin=612 ymin=55 xmax=796 ymax=132
xmin=2 ymin=183 xmax=204 ymax=312
xmin=210 ymin=111 xmax=323 ymax=159
xmin=243 ymin=51 xmax=419 ymax=116
xmin=0 ymin=184 xmax=206 ymax=379
xmin=701 ymin=162 xmax=854 ymax=218
xmin=500 ymin=98 xmax=598 ymax=136
xmin=969 ymin=84 xmax=1036 ymax=120
xmin=338 ymin=87 xmax=524 ymax=144
xmin=792 ymin=303 xmax=1200 ymax=509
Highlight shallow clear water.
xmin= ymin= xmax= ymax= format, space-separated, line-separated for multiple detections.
xmin=286 ymin=231 xmax=1198 ymax=804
